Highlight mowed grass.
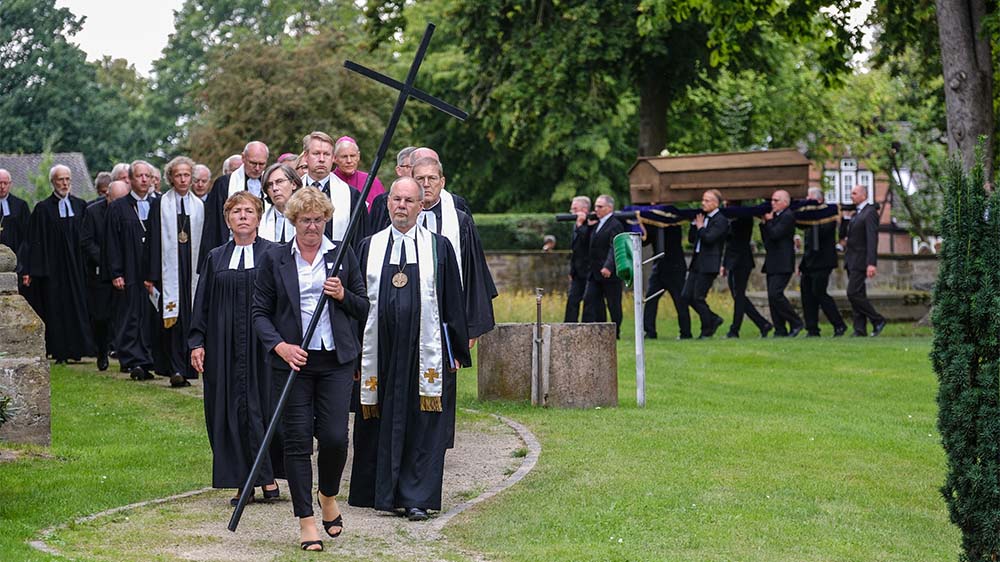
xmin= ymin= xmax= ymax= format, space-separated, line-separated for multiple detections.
xmin=0 ymin=365 xmax=211 ymax=561
xmin=446 ymin=290 xmax=955 ymax=561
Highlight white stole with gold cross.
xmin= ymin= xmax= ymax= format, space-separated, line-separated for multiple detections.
xmin=160 ymin=190 xmax=203 ymax=328
xmin=360 ymin=225 xmax=443 ymax=419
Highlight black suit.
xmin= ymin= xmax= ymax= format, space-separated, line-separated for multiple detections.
xmin=843 ymin=204 xmax=885 ymax=334
xmin=723 ymin=216 xmax=770 ymax=336
xmin=760 ymin=210 xmax=803 ymax=335
xmin=799 ymin=219 xmax=846 ymax=335
xmin=581 ymin=215 xmax=625 ymax=337
xmin=252 ymin=240 xmax=369 ymax=519
xmin=642 ymin=225 xmax=691 ymax=338
xmin=682 ymin=210 xmax=728 ymax=336
xmin=563 ymin=221 xmax=591 ymax=322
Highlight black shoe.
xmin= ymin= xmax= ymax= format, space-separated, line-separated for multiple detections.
xmin=119 ymin=364 xmax=130 ymax=373
xmin=759 ymin=323 xmax=773 ymax=338
xmin=725 ymin=331 xmax=739 ymax=338
xmin=130 ymin=366 xmax=145 ymax=380
xmin=230 ymin=490 xmax=255 ymax=507
xmin=701 ymin=316 xmax=723 ymax=339
xmin=322 ymin=514 xmax=343 ymax=538
xmin=170 ymin=374 xmax=191 ymax=388
xmin=406 ymin=507 xmax=428 ymax=521
xmin=262 ymin=483 xmax=280 ymax=501
xmin=644 ymin=333 xmax=657 ymax=340
xmin=54 ymin=359 xmax=66 ymax=365
xmin=871 ymin=320 xmax=887 ymax=337
xmin=97 ymin=354 xmax=109 ymax=371
xmin=850 ymin=331 xmax=867 ymax=337
xmin=300 ymin=540 xmax=323 ymax=552
xmin=833 ymin=326 xmax=847 ymax=337
xmin=805 ymin=332 xmax=821 ymax=338
xmin=788 ymin=325 xmax=803 ymax=338
xmin=676 ymin=334 xmax=692 ymax=340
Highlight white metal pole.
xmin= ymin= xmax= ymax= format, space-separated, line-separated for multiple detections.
xmin=631 ymin=232 xmax=646 ymax=408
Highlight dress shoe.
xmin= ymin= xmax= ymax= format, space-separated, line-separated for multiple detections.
xmin=850 ymin=331 xmax=867 ymax=337
xmin=805 ymin=332 xmax=821 ymax=338
xmin=97 ymin=354 xmax=109 ymax=372
xmin=725 ymin=331 xmax=739 ymax=338
xmin=871 ymin=320 xmax=887 ymax=337
xmin=54 ymin=359 xmax=66 ymax=365
xmin=676 ymin=334 xmax=692 ymax=340
xmin=130 ymin=366 xmax=147 ymax=380
xmin=170 ymin=374 xmax=191 ymax=388
xmin=119 ymin=364 xmax=130 ymax=373
xmin=788 ymin=325 xmax=803 ymax=338
xmin=833 ymin=326 xmax=847 ymax=337
xmin=644 ymin=333 xmax=657 ymax=340
xmin=773 ymin=332 xmax=789 ymax=338
xmin=405 ymin=507 xmax=428 ymax=521
xmin=759 ymin=323 xmax=773 ymax=339
xmin=701 ymin=316 xmax=724 ymax=339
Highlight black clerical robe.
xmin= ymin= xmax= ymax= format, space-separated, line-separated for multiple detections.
xmin=148 ymin=196 xmax=198 ymax=378
xmin=106 ymin=194 xmax=154 ymax=370
xmin=0 ymin=193 xmax=33 ymax=308
xmin=189 ymin=238 xmax=277 ymax=487
xmin=80 ymin=199 xmax=115 ymax=355
xmin=367 ymin=190 xmax=473 ymax=235
xmin=349 ymin=231 xmax=471 ymax=512
xmin=201 ymin=171 xmax=267 ymax=270
xmin=419 ymin=202 xmax=497 ymax=339
xmin=21 ymin=193 xmax=95 ymax=360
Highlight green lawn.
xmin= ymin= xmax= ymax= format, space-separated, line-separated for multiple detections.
xmin=0 ymin=291 xmax=955 ymax=561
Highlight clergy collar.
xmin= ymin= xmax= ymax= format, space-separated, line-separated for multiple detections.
xmin=291 ymin=234 xmax=335 ymax=257
xmin=391 ymin=225 xmax=417 ymax=240
xmin=53 ymin=191 xmax=69 ymax=200
xmin=130 ymin=190 xmax=149 ymax=202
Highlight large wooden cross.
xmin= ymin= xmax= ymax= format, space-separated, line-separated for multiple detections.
xmin=229 ymin=22 xmax=467 ymax=532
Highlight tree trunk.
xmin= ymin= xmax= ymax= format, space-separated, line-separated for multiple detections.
xmin=935 ymin=0 xmax=994 ymax=178
xmin=637 ymin=54 xmax=670 ymax=157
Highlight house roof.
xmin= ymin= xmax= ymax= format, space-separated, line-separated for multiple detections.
xmin=0 ymin=153 xmax=96 ymax=200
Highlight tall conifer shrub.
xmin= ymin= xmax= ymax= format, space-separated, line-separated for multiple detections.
xmin=931 ymin=152 xmax=1000 ymax=561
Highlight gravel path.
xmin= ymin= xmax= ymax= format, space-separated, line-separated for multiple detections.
xmin=34 ymin=368 xmax=535 ymax=561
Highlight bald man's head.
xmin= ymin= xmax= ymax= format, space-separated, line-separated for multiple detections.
xmin=410 ymin=147 xmax=440 ymax=164
xmin=107 ymin=180 xmax=130 ymax=202
xmin=770 ymin=189 xmax=790 ymax=213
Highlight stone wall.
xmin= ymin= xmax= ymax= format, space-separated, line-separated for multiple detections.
xmin=486 ymin=250 xmax=939 ymax=294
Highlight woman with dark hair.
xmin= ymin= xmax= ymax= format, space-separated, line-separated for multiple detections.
xmin=189 ymin=191 xmax=280 ymax=506
xmin=252 ymin=187 xmax=369 ymax=551
xmin=260 ymin=163 xmax=302 ymax=243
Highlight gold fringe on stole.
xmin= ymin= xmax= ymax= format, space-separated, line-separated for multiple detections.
xmin=163 ymin=317 xmax=177 ymax=329
xmin=362 ymin=404 xmax=380 ymax=420
xmin=420 ymin=396 xmax=442 ymax=412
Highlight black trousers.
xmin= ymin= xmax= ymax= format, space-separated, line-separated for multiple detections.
xmin=846 ymin=268 xmax=885 ymax=334
xmin=681 ymin=271 xmax=721 ymax=335
xmin=582 ymin=276 xmax=623 ymax=338
xmin=766 ymin=273 xmax=802 ymax=335
xmin=726 ymin=267 xmax=770 ymax=334
xmin=800 ymin=268 xmax=846 ymax=335
xmin=643 ymin=268 xmax=690 ymax=338
xmin=563 ymin=274 xmax=587 ymax=322
xmin=278 ymin=350 xmax=354 ymax=518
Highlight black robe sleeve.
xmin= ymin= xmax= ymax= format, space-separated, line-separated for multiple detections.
xmin=457 ymin=211 xmax=497 ymax=339
xmin=188 ymin=243 xmax=221 ymax=350
xmin=147 ymin=197 xmax=163 ymax=283
xmin=439 ymin=236 xmax=472 ymax=367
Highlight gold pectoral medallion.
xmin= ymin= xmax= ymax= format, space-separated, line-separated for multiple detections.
xmin=391 ymin=271 xmax=408 ymax=288
xmin=178 ymin=230 xmax=189 ymax=244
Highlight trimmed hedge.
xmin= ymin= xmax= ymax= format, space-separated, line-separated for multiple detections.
xmin=475 ymin=213 xmax=576 ymax=251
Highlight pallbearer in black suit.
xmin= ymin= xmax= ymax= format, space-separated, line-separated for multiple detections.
xmin=844 ymin=184 xmax=886 ymax=336
xmin=21 ymin=165 xmax=95 ymax=363
xmin=723 ymin=212 xmax=772 ymax=338
xmin=148 ymin=157 xmax=205 ymax=387
xmin=106 ymin=161 xmax=156 ymax=379
xmin=563 ymin=196 xmax=591 ymax=323
xmin=759 ymin=190 xmax=804 ymax=337
xmin=643 ymin=223 xmax=692 ymax=339
xmin=0 ymin=168 xmax=31 ymax=301
xmin=201 ymin=141 xmax=270 ymax=264
xmin=349 ymin=177 xmax=470 ymax=523
xmin=582 ymin=194 xmax=625 ymax=338
xmin=252 ymin=187 xmax=369 ymax=551
xmin=682 ymin=189 xmax=728 ymax=339
xmin=80 ymin=180 xmax=130 ymax=370
xmin=190 ymin=191 xmax=280 ymax=508
xmin=259 ymin=163 xmax=301 ymax=244
xmin=300 ymin=131 xmax=364 ymax=245
xmin=798 ymin=187 xmax=847 ymax=337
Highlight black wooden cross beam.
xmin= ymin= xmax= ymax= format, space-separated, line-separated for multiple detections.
xmin=228 ymin=22 xmax=467 ymax=532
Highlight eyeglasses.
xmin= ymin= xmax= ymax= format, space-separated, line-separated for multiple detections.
xmin=297 ymin=217 xmax=325 ymax=227
xmin=398 ymin=164 xmax=412 ymax=169
xmin=295 ymin=164 xmax=308 ymax=171
xmin=413 ymin=175 xmax=441 ymax=184
xmin=265 ymin=177 xmax=290 ymax=189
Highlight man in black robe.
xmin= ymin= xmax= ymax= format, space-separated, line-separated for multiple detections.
xmin=106 ymin=161 xmax=157 ymax=379
xmin=21 ymin=165 xmax=95 ymax=362
xmin=0 ymin=169 xmax=31 ymax=298
xmin=349 ymin=177 xmax=471 ymax=521
xmin=148 ymin=157 xmax=205 ymax=387
xmin=81 ymin=180 xmax=130 ymax=370
xmin=201 ymin=141 xmax=269 ymax=265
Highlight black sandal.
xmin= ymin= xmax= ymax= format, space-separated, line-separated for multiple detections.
xmin=300 ymin=540 xmax=324 ymax=551
xmin=229 ymin=490 xmax=255 ymax=507
xmin=322 ymin=514 xmax=343 ymax=538
xmin=262 ymin=483 xmax=280 ymax=501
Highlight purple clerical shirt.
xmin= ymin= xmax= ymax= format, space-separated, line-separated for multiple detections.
xmin=333 ymin=168 xmax=385 ymax=209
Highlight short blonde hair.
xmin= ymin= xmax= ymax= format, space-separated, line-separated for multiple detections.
xmin=223 ymin=191 xmax=264 ymax=220
xmin=285 ymin=186 xmax=333 ymax=224
xmin=302 ymin=131 xmax=334 ymax=153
